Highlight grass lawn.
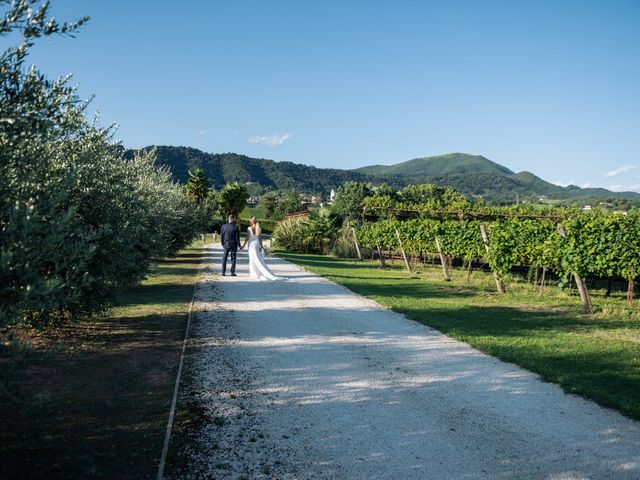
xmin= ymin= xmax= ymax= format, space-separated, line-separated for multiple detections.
xmin=0 ymin=240 xmax=209 ymax=479
xmin=241 ymin=204 xmax=268 ymax=219
xmin=276 ymin=250 xmax=640 ymax=421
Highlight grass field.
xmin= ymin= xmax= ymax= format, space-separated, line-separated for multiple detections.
xmin=276 ymin=251 xmax=640 ymax=421
xmin=241 ymin=204 xmax=268 ymax=219
xmin=0 ymin=241 xmax=208 ymax=479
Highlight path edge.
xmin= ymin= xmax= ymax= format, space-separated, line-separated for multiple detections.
xmin=156 ymin=245 xmax=205 ymax=480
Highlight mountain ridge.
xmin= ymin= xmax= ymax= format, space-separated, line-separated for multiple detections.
xmin=354 ymin=153 xmax=515 ymax=177
xmin=353 ymin=152 xmax=640 ymax=203
xmin=128 ymin=146 xmax=640 ymax=205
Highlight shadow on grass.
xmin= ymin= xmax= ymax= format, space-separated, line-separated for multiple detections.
xmin=0 ymin=245 xmax=207 ymax=479
xmin=155 ymin=257 xmax=216 ymax=265
xmin=148 ymin=266 xmax=205 ymax=276
xmin=154 ymin=249 xmax=216 ymax=265
xmin=277 ymin=252 xmax=389 ymax=270
xmin=116 ymin=286 xmax=195 ymax=309
xmin=0 ymin=312 xmax=188 ymax=479
xmin=327 ymin=277 xmax=481 ymax=300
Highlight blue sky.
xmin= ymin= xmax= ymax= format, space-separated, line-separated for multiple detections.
xmin=23 ymin=0 xmax=640 ymax=191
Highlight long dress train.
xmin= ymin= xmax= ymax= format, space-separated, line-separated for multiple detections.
xmin=247 ymin=228 xmax=286 ymax=281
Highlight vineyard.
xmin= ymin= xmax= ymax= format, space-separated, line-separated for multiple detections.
xmin=356 ymin=195 xmax=640 ymax=313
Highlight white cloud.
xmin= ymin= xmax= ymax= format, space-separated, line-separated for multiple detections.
xmin=248 ymin=132 xmax=292 ymax=147
xmin=197 ymin=129 xmax=206 ymax=136
xmin=552 ymin=180 xmax=574 ymax=187
xmin=607 ymin=184 xmax=640 ymax=193
xmin=580 ymin=182 xmax=592 ymax=189
xmin=605 ymin=165 xmax=635 ymax=178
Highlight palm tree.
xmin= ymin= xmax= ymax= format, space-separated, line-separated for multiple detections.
xmin=184 ymin=168 xmax=210 ymax=204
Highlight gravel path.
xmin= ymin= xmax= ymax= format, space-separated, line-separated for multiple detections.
xmin=177 ymin=244 xmax=640 ymax=479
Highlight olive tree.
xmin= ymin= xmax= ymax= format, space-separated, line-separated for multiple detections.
xmin=0 ymin=1 xmax=206 ymax=327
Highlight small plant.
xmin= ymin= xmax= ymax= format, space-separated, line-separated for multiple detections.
xmin=272 ymin=218 xmax=311 ymax=252
xmin=331 ymin=222 xmax=359 ymax=258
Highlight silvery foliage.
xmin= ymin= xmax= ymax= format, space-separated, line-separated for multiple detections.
xmin=0 ymin=1 xmax=203 ymax=326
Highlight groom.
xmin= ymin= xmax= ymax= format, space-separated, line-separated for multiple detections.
xmin=220 ymin=214 xmax=241 ymax=276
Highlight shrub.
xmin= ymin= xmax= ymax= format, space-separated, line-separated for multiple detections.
xmin=273 ymin=214 xmax=339 ymax=254
xmin=273 ymin=218 xmax=311 ymax=252
xmin=330 ymin=222 xmax=359 ymax=258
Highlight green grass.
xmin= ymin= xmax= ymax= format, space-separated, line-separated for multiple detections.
xmin=241 ymin=204 xmax=268 ymax=219
xmin=0 ymin=241 xmax=208 ymax=479
xmin=276 ymin=250 xmax=640 ymax=421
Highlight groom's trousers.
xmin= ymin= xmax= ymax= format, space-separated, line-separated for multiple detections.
xmin=222 ymin=246 xmax=237 ymax=275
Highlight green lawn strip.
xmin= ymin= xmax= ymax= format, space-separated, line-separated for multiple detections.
xmin=276 ymin=250 xmax=640 ymax=421
xmin=0 ymin=241 xmax=207 ymax=479
xmin=241 ymin=205 xmax=268 ymax=219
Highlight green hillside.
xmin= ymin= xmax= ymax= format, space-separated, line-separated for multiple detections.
xmin=128 ymin=146 xmax=373 ymax=194
xmin=355 ymin=153 xmax=514 ymax=177
xmin=126 ymin=146 xmax=640 ymax=205
xmin=355 ymin=153 xmax=640 ymax=205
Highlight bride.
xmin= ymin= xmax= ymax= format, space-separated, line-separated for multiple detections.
xmin=241 ymin=216 xmax=286 ymax=281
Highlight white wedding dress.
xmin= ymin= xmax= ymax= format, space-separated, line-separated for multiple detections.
xmin=246 ymin=228 xmax=285 ymax=281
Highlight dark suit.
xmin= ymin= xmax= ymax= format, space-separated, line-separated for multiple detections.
xmin=220 ymin=221 xmax=241 ymax=275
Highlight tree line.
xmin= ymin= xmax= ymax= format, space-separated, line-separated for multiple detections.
xmin=1 ymin=2 xmax=225 ymax=328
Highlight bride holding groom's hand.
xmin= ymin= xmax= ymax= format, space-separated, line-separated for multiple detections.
xmin=240 ymin=216 xmax=285 ymax=282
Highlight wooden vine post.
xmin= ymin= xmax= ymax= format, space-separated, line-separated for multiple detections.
xmin=540 ymin=267 xmax=547 ymax=295
xmin=434 ymin=236 xmax=451 ymax=281
xmin=556 ymin=225 xmax=592 ymax=314
xmin=479 ymin=224 xmax=506 ymax=294
xmin=351 ymin=226 xmax=362 ymax=260
xmin=394 ymin=228 xmax=412 ymax=272
xmin=376 ymin=245 xmax=386 ymax=267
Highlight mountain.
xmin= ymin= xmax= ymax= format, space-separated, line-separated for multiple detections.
xmin=131 ymin=145 xmax=373 ymax=193
xmin=353 ymin=153 xmax=640 ymax=204
xmin=355 ymin=153 xmax=514 ymax=177
xmin=127 ymin=146 xmax=640 ymax=205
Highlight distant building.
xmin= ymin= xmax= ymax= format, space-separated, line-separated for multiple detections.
xmin=581 ymin=205 xmax=592 ymax=211
xmin=330 ymin=189 xmax=336 ymax=202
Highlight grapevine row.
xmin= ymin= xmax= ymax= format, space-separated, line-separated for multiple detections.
xmin=356 ymin=199 xmax=640 ymax=312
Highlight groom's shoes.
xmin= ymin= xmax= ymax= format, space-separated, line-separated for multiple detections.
xmin=230 ymin=273 xmax=237 ymax=276
xmin=222 ymin=273 xmax=226 ymax=276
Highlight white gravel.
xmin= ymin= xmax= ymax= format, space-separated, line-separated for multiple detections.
xmin=177 ymin=244 xmax=640 ymax=479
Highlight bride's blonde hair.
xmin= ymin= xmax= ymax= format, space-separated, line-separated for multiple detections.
xmin=250 ymin=216 xmax=261 ymax=235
